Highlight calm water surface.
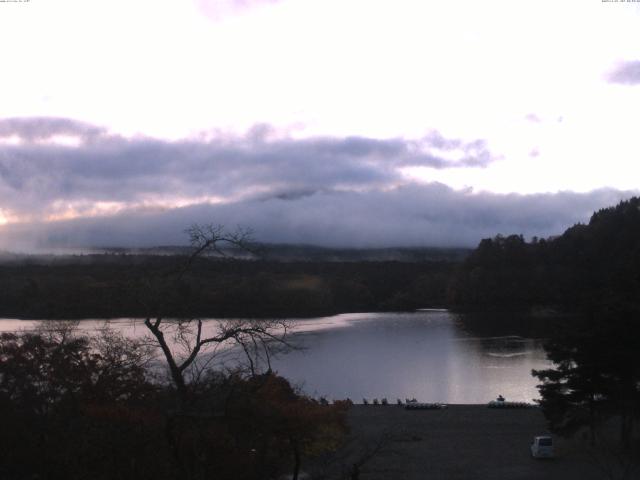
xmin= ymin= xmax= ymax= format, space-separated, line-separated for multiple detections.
xmin=0 ymin=311 xmax=550 ymax=403
xmin=271 ymin=311 xmax=549 ymax=403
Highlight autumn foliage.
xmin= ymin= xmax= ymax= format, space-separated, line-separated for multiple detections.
xmin=0 ymin=329 xmax=349 ymax=480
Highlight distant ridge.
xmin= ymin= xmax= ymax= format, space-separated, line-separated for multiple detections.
xmin=248 ymin=244 xmax=471 ymax=263
xmin=7 ymin=244 xmax=471 ymax=263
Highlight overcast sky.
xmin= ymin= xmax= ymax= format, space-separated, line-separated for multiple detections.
xmin=0 ymin=0 xmax=639 ymax=250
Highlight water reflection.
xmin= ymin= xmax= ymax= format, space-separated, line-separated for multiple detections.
xmin=271 ymin=312 xmax=549 ymax=403
xmin=0 ymin=311 xmax=550 ymax=403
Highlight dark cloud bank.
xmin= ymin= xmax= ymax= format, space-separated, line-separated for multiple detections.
xmin=7 ymin=185 xmax=634 ymax=251
xmin=0 ymin=118 xmax=495 ymax=216
xmin=0 ymin=117 xmax=635 ymax=251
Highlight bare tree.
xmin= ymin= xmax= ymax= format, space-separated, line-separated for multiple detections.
xmin=144 ymin=316 xmax=291 ymax=406
xmin=141 ymin=224 xmax=293 ymax=409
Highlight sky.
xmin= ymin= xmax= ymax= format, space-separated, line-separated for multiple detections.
xmin=0 ymin=0 xmax=639 ymax=249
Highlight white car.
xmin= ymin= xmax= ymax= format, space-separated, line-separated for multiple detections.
xmin=530 ymin=435 xmax=554 ymax=458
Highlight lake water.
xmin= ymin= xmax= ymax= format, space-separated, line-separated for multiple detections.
xmin=0 ymin=311 xmax=550 ymax=403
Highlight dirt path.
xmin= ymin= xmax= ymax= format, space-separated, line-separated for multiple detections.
xmin=341 ymin=405 xmax=601 ymax=480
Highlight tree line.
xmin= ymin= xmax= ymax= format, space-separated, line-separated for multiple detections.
xmin=449 ymin=197 xmax=640 ymax=473
xmin=448 ymin=197 xmax=640 ymax=312
xmin=0 ymin=256 xmax=455 ymax=319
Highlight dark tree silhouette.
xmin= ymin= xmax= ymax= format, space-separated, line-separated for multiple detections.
xmin=0 ymin=325 xmax=162 ymax=480
xmin=533 ymin=308 xmax=640 ymax=448
xmin=449 ymin=197 xmax=640 ymax=313
xmin=141 ymin=224 xmax=293 ymax=409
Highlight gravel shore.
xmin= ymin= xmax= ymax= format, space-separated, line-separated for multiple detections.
xmin=343 ymin=405 xmax=600 ymax=480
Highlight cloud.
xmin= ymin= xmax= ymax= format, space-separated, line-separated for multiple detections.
xmin=0 ymin=117 xmax=497 ymax=221
xmin=607 ymin=61 xmax=640 ymax=85
xmin=195 ymin=0 xmax=280 ymax=20
xmin=1 ymin=117 xmax=633 ymax=251
xmin=0 ymin=117 xmax=106 ymax=142
xmin=1 ymin=183 xmax=635 ymax=250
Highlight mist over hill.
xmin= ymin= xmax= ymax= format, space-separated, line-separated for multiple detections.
xmin=0 ymin=183 xmax=634 ymax=253
xmin=0 ymin=244 xmax=470 ymax=265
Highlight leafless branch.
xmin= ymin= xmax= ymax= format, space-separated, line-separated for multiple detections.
xmin=139 ymin=223 xmax=295 ymax=409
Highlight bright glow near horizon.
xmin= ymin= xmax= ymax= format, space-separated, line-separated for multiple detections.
xmin=0 ymin=0 xmax=639 ymax=247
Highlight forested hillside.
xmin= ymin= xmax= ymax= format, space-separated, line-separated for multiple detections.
xmin=4 ymin=198 xmax=639 ymax=319
xmin=448 ymin=197 xmax=640 ymax=311
xmin=0 ymin=256 xmax=455 ymax=319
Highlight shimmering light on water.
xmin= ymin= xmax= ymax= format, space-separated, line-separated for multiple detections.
xmin=0 ymin=311 xmax=549 ymax=403
xmin=270 ymin=311 xmax=550 ymax=403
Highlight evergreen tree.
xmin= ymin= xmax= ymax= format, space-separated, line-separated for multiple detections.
xmin=533 ymin=307 xmax=640 ymax=447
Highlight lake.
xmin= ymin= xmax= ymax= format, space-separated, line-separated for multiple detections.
xmin=0 ymin=311 xmax=550 ymax=403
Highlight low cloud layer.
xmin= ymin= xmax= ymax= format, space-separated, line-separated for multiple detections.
xmin=0 ymin=117 xmax=496 ymax=221
xmin=607 ymin=61 xmax=640 ymax=85
xmin=0 ymin=118 xmax=106 ymax=142
xmin=0 ymin=117 xmax=636 ymax=251
xmin=2 ymin=184 xmax=635 ymax=250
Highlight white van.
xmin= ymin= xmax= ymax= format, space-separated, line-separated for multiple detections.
xmin=530 ymin=436 xmax=554 ymax=458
